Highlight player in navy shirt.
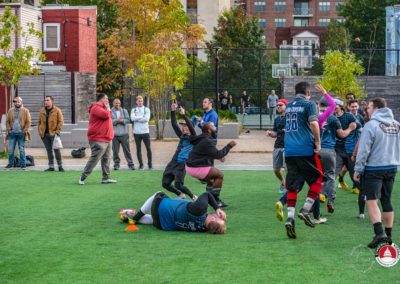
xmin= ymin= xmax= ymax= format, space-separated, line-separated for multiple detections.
xmin=124 ymin=191 xmax=227 ymax=234
xmin=283 ymin=82 xmax=325 ymax=239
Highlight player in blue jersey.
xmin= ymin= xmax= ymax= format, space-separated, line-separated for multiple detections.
xmin=124 ymin=191 xmax=227 ymax=234
xmin=283 ymin=81 xmax=325 ymax=239
xmin=319 ymin=97 xmax=356 ymax=213
xmin=194 ymin=98 xmax=219 ymax=138
xmin=162 ymin=101 xmax=197 ymax=200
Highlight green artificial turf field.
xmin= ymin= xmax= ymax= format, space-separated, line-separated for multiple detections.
xmin=0 ymin=170 xmax=399 ymax=283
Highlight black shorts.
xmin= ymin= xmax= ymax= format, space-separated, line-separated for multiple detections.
xmin=285 ymin=155 xmax=325 ymax=191
xmin=151 ymin=192 xmax=170 ymax=230
xmin=362 ymin=169 xmax=397 ymax=200
xmin=162 ymin=160 xmax=186 ymax=185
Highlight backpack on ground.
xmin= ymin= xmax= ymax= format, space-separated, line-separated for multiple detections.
xmin=26 ymin=155 xmax=35 ymax=167
xmin=71 ymin=147 xmax=86 ymax=158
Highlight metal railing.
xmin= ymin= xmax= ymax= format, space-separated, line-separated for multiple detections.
xmin=293 ymin=8 xmax=314 ymax=16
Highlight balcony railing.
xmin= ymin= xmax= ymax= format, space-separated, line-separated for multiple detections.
xmin=293 ymin=8 xmax=314 ymax=17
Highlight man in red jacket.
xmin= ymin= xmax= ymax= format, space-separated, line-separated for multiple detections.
xmin=79 ymin=93 xmax=116 ymax=185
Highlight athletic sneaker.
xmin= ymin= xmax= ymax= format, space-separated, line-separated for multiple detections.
xmin=78 ymin=176 xmax=85 ymax=185
xmin=275 ymin=201 xmax=284 ymax=222
xmin=120 ymin=214 xmax=129 ymax=223
xmin=298 ymin=208 xmax=315 ymax=228
xmin=357 ymin=213 xmax=365 ymax=219
xmin=192 ymin=195 xmax=198 ymax=201
xmin=337 ymin=176 xmax=349 ymax=190
xmin=278 ymin=184 xmax=285 ymax=194
xmin=125 ymin=212 xmax=136 ymax=225
xmin=319 ymin=194 xmax=326 ymax=203
xmin=367 ymin=233 xmax=388 ymax=248
xmin=351 ymin=187 xmax=360 ymax=194
xmin=314 ymin=216 xmax=327 ymax=224
xmin=285 ymin=218 xmax=296 ymax=239
xmin=218 ymin=200 xmax=229 ymax=208
xmin=102 ymin=179 xmax=117 ymax=184
xmin=327 ymin=203 xmax=334 ymax=214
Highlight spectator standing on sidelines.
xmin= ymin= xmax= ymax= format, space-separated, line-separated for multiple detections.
xmin=79 ymin=93 xmax=116 ymax=185
xmin=354 ymin=98 xmax=400 ymax=248
xmin=283 ymin=82 xmax=324 ymax=239
xmin=219 ymin=90 xmax=232 ymax=111
xmin=267 ymin=90 xmax=278 ymax=123
xmin=266 ymin=98 xmax=288 ymax=194
xmin=131 ymin=96 xmax=152 ymax=170
xmin=37 ymin=96 xmax=64 ymax=172
xmin=241 ymin=90 xmax=250 ymax=114
xmin=111 ymin=98 xmax=135 ymax=170
xmin=194 ymin=97 xmax=218 ymax=137
xmin=5 ymin=96 xmax=31 ymax=169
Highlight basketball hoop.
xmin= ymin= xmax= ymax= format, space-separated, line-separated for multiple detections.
xmin=278 ymin=73 xmax=285 ymax=81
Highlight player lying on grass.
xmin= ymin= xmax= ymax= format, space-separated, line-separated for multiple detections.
xmin=185 ymin=122 xmax=237 ymax=207
xmin=162 ymin=101 xmax=197 ymax=200
xmin=121 ymin=191 xmax=227 ymax=234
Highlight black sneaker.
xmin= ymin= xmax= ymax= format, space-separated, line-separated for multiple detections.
xmin=44 ymin=168 xmax=55 ymax=172
xmin=113 ymin=165 xmax=119 ymax=170
xmin=129 ymin=165 xmax=135 ymax=170
xmin=298 ymin=208 xmax=315 ymax=228
xmin=5 ymin=164 xmax=13 ymax=169
xmin=148 ymin=165 xmax=153 ymax=170
xmin=285 ymin=218 xmax=296 ymax=239
xmin=20 ymin=165 xmax=26 ymax=169
xmin=367 ymin=233 xmax=388 ymax=248
xmin=217 ymin=200 xmax=229 ymax=208
xmin=138 ymin=165 xmax=144 ymax=170
xmin=59 ymin=167 xmax=65 ymax=172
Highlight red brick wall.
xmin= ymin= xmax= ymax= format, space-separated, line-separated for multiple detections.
xmin=0 ymin=86 xmax=12 ymax=117
xmin=42 ymin=8 xmax=97 ymax=73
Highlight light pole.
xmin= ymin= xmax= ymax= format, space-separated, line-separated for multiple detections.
xmin=214 ymin=46 xmax=222 ymax=114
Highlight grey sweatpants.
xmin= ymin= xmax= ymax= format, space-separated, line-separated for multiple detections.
xmin=81 ymin=140 xmax=111 ymax=180
xmin=319 ymin=148 xmax=336 ymax=203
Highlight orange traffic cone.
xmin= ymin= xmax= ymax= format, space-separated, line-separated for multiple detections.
xmin=125 ymin=224 xmax=139 ymax=231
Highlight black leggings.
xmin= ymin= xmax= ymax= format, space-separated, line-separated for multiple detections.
xmin=187 ymin=192 xmax=219 ymax=216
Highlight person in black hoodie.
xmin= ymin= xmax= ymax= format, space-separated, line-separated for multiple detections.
xmin=162 ymin=101 xmax=197 ymax=200
xmin=185 ymin=122 xmax=237 ymax=207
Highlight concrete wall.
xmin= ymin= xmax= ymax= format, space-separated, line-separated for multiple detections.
xmin=74 ymin=72 xmax=96 ymax=122
xmin=281 ymin=76 xmax=400 ymax=120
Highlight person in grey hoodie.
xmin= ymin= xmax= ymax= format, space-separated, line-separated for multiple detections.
xmin=111 ymin=98 xmax=135 ymax=170
xmin=354 ymin=97 xmax=400 ymax=248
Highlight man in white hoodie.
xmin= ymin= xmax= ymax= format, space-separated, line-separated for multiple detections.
xmin=131 ymin=96 xmax=152 ymax=169
xmin=354 ymin=97 xmax=400 ymax=248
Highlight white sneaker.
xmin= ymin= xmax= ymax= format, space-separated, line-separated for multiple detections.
xmin=358 ymin=213 xmax=365 ymax=219
xmin=314 ymin=217 xmax=327 ymax=224
xmin=192 ymin=195 xmax=198 ymax=201
xmin=78 ymin=176 xmax=85 ymax=185
xmin=102 ymin=179 xmax=117 ymax=184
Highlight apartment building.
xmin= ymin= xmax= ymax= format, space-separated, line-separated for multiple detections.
xmin=244 ymin=0 xmax=347 ymax=47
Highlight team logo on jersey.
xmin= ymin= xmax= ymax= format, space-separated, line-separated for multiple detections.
xmin=379 ymin=122 xmax=400 ymax=134
xmin=375 ymin=242 xmax=400 ymax=267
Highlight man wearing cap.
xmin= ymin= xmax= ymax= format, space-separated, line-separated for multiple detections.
xmin=267 ymin=98 xmax=288 ymax=194
xmin=162 ymin=101 xmax=197 ymax=200
xmin=5 ymin=97 xmax=31 ymax=169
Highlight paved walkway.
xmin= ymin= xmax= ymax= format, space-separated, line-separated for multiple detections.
xmin=0 ymin=130 xmax=276 ymax=171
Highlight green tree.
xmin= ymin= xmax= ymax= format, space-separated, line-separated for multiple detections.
xmin=338 ymin=0 xmax=400 ymax=75
xmin=205 ymin=7 xmax=279 ymax=107
xmin=321 ymin=19 xmax=351 ymax=49
xmin=0 ymin=6 xmax=44 ymax=111
xmin=316 ymin=50 xmax=365 ymax=102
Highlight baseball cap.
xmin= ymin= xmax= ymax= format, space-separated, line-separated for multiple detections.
xmin=277 ymin=99 xmax=288 ymax=105
xmin=334 ymin=98 xmax=344 ymax=106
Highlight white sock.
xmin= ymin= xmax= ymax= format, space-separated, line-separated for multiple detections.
xmin=138 ymin=214 xmax=153 ymax=224
xmin=140 ymin=192 xmax=161 ymax=214
xmin=303 ymin=197 xmax=315 ymax=212
xmin=288 ymin=207 xmax=295 ymax=219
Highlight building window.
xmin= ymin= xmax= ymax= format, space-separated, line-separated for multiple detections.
xmin=274 ymin=18 xmax=286 ymax=27
xmin=336 ymin=2 xmax=345 ymax=12
xmin=254 ymin=2 xmax=266 ymax=12
xmin=274 ymin=1 xmax=286 ymax=12
xmin=187 ymin=0 xmax=197 ymax=24
xmin=258 ymin=18 xmax=266 ymax=29
xmin=319 ymin=18 xmax=331 ymax=27
xmin=319 ymin=2 xmax=330 ymax=12
xmin=294 ymin=18 xmax=309 ymax=27
xmin=337 ymin=18 xmax=346 ymax=23
xmin=43 ymin=23 xmax=60 ymax=51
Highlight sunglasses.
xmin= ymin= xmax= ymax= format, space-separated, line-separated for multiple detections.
xmin=277 ymin=104 xmax=285 ymax=107
xmin=13 ymin=100 xmax=18 ymax=103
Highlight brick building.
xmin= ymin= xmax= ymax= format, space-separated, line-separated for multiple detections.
xmin=243 ymin=0 xmax=347 ymax=47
